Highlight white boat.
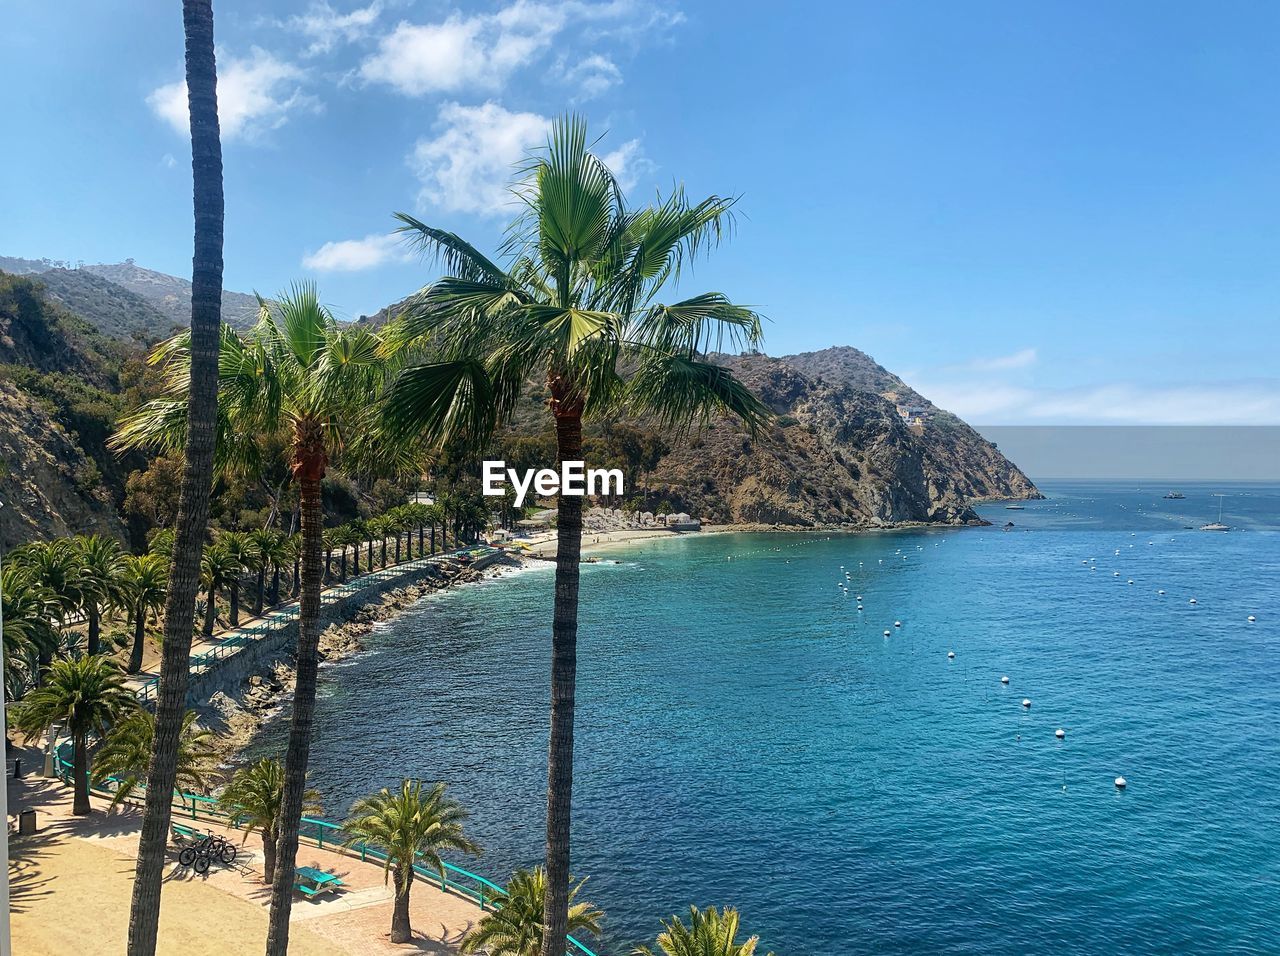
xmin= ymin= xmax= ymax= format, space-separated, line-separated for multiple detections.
xmin=1005 ymin=504 xmax=1025 ymax=510
xmin=1200 ymin=495 xmax=1229 ymax=532
xmin=1163 ymin=491 xmax=1185 ymax=500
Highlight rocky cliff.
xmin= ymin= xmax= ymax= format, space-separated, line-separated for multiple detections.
xmin=639 ymin=351 xmax=1039 ymax=527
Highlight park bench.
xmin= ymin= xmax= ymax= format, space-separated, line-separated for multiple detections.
xmin=294 ymin=865 xmax=344 ymax=898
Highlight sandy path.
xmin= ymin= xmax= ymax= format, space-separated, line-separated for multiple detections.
xmin=9 ymin=836 xmax=338 ymax=956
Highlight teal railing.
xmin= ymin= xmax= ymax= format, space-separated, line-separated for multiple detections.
xmin=56 ymin=658 xmax=597 ymax=954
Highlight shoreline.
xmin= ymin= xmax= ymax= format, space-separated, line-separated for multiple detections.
xmin=202 ymin=554 xmax=532 ymax=762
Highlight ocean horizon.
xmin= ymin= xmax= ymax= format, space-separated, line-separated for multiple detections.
xmin=251 ymin=480 xmax=1280 ymax=953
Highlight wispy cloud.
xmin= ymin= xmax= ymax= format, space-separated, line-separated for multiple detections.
xmin=965 ymin=347 xmax=1038 ymax=371
xmin=148 ymin=48 xmax=319 ymax=142
xmin=287 ymin=1 xmax=383 ymax=57
xmin=914 ymin=378 xmax=1280 ymax=425
xmin=302 ymin=232 xmax=409 ymax=271
xmin=359 ymin=0 xmax=677 ymax=97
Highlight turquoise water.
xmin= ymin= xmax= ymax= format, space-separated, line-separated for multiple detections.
xmin=258 ymin=482 xmax=1280 ymax=953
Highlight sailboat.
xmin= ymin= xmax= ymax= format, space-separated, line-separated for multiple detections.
xmin=1200 ymin=495 xmax=1230 ymax=532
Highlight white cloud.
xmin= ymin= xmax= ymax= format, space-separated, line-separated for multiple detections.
xmin=410 ymin=102 xmax=551 ymax=216
xmin=302 ymin=233 xmax=409 ymax=272
xmin=409 ymin=102 xmax=648 ymax=216
xmin=160 ymin=153 xmax=178 ymax=169
xmin=288 ymin=1 xmax=382 ymax=56
xmin=359 ymin=0 xmax=671 ymax=96
xmin=966 ymin=347 xmax=1038 ymax=371
xmin=559 ymin=53 xmax=622 ymax=99
xmin=148 ymin=48 xmax=318 ymax=142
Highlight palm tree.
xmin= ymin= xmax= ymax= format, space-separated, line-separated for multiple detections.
xmin=0 ymin=563 xmax=59 ymax=697
xmin=343 ymin=780 xmax=481 ymax=944
xmin=422 ymin=502 xmax=442 ymax=555
xmin=116 ymin=284 xmax=392 ymax=956
xmin=122 ymin=4 xmax=224 ymax=950
xmin=218 ymin=530 xmax=256 ymax=627
xmin=91 ymin=709 xmax=217 ymax=809
xmin=199 ymin=540 xmax=243 ymax=636
xmin=369 ymin=515 xmax=393 ymax=569
xmin=217 ymin=756 xmax=320 ymax=884
xmin=383 ymin=115 xmax=766 ymax=952
xmin=247 ymin=528 xmax=278 ymax=615
xmin=13 ymin=655 xmax=136 ymax=814
xmin=462 ymin=867 xmax=603 ymax=956
xmin=119 ymin=553 xmax=168 ymax=674
xmin=16 ymin=540 xmax=82 ymax=672
xmin=71 ymin=535 xmax=125 ymax=656
xmin=634 ymin=907 xmax=772 ymax=956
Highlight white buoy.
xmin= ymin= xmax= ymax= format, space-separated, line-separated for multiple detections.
xmin=894 ymin=620 xmax=902 ymax=627
xmin=1127 ymin=579 xmax=1134 ymax=585
xmin=1022 ymin=698 xmax=1031 ymax=708
xmin=1248 ymin=615 xmax=1256 ymax=622
xmin=947 ymin=651 xmax=955 ymax=659
xmin=857 ymin=605 xmax=863 ymax=611
xmin=884 ymin=630 xmax=892 ymax=637
xmin=1115 ymin=776 xmax=1127 ymax=789
xmin=1000 ymin=675 xmax=1009 ymax=684
xmin=1055 ymin=728 xmax=1065 ymax=739
xmin=1189 ymin=598 xmax=1198 ymax=605
xmin=856 ymin=595 xmax=862 ymax=600
xmin=1158 ymin=589 xmax=1166 ymax=595
xmin=1113 ymin=571 xmax=1120 ymax=577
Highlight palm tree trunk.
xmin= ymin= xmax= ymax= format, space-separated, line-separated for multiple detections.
xmin=87 ymin=605 xmax=101 ymax=656
xmin=127 ymin=6 xmax=223 ymax=950
xmin=128 ymin=614 xmax=146 ymax=674
xmin=428 ymin=523 xmax=434 ymax=554
xmin=229 ymin=581 xmax=240 ymax=626
xmin=394 ymin=534 xmax=401 ymax=564
xmin=340 ymin=550 xmax=348 ymax=581
xmin=420 ymin=523 xmax=426 ymax=554
xmin=380 ymin=538 xmax=387 ymax=568
xmin=255 ymin=567 xmax=266 ymax=615
xmin=266 ymin=473 xmax=325 ymax=955
xmin=203 ymin=591 xmax=216 ymax=636
xmin=390 ymin=869 xmax=413 ymax=943
xmin=262 ymin=827 xmax=277 ymax=884
xmin=540 ymin=409 xmax=583 ymax=956
xmin=72 ymin=732 xmax=91 ymax=816
xmin=271 ymin=566 xmax=280 ymax=605
xmin=368 ymin=538 xmax=375 ymax=569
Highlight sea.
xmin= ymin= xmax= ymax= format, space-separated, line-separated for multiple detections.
xmin=251 ymin=481 xmax=1280 ymax=954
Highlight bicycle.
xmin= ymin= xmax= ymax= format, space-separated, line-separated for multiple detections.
xmin=177 ymin=832 xmax=238 ymax=872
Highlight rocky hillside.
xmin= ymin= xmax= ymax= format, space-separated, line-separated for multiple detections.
xmin=637 ymin=350 xmax=1039 ymax=527
xmin=1 ymin=255 xmax=259 ymax=336
xmin=0 ymin=274 xmax=135 ymax=546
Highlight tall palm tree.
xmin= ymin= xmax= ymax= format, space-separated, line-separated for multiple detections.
xmin=343 ymin=780 xmax=481 ymax=944
xmin=119 ymin=553 xmax=168 ymax=674
xmin=13 ymin=655 xmax=136 ymax=814
xmin=199 ymin=540 xmax=243 ymax=636
xmin=218 ymin=530 xmax=256 ymax=627
xmin=116 ymin=284 xmax=393 ymax=956
xmin=91 ymin=709 xmax=217 ymax=809
xmin=422 ymin=502 xmax=443 ymax=555
xmin=253 ymin=528 xmax=290 ymax=608
xmin=217 ymin=756 xmax=320 ymax=885
xmin=71 ymin=535 xmax=125 ymax=656
xmin=123 ymin=4 xmax=224 ymax=949
xmin=461 ymin=867 xmax=603 ymax=956
xmin=634 ymin=907 xmax=772 ymax=956
xmin=16 ymin=539 xmax=82 ymax=672
xmin=369 ymin=515 xmax=393 ymax=569
xmin=383 ymin=115 xmax=766 ymax=952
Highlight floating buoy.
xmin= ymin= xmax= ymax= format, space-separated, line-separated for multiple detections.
xmin=1000 ymin=675 xmax=1009 ymax=684
xmin=884 ymin=630 xmax=892 ymax=637
xmin=1247 ymin=615 xmax=1256 ymax=622
xmin=1158 ymin=589 xmax=1166 ymax=595
xmin=1127 ymin=579 xmax=1134 ymax=585
xmin=856 ymin=595 xmax=862 ymax=600
xmin=1113 ymin=571 xmax=1120 ymax=577
xmin=1055 ymin=728 xmax=1065 ymax=739
xmin=1022 ymin=699 xmax=1031 ymax=708
xmin=856 ymin=605 xmax=863 ymax=611
xmin=947 ymin=651 xmax=955 ymax=659
xmin=894 ymin=620 xmax=902 ymax=627
xmin=1189 ymin=598 xmax=1198 ymax=605
xmin=1115 ymin=776 xmax=1127 ymax=789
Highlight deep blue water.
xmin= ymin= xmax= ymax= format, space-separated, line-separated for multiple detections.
xmin=256 ymin=482 xmax=1280 ymax=953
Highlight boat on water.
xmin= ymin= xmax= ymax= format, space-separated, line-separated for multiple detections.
xmin=1163 ymin=491 xmax=1185 ymax=499
xmin=1200 ymin=495 xmax=1230 ymax=532
xmin=1005 ymin=504 xmax=1025 ymax=510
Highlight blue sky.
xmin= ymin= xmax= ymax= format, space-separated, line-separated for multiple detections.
xmin=2 ymin=1 xmax=1277 ymax=425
